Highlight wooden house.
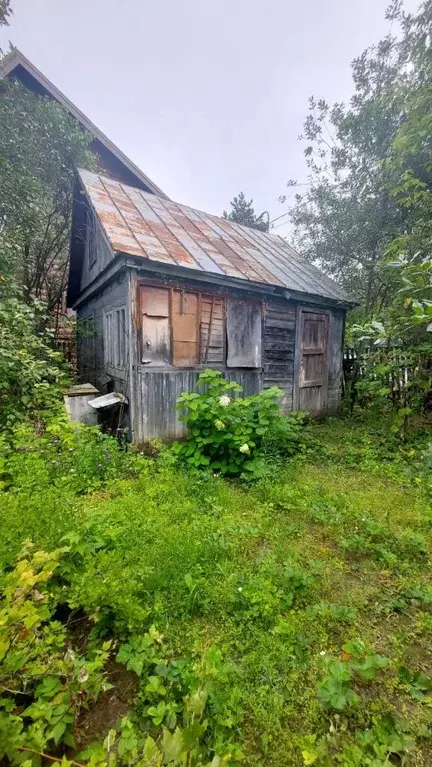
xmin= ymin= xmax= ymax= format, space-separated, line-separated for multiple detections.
xmin=68 ymin=169 xmax=353 ymax=441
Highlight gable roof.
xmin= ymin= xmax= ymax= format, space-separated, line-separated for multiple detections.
xmin=0 ymin=49 xmax=168 ymax=198
xmin=75 ymin=168 xmax=352 ymax=304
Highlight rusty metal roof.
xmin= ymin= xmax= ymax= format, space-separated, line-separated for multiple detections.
xmin=78 ymin=169 xmax=351 ymax=303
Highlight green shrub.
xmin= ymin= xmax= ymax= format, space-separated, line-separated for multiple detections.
xmin=415 ymin=442 xmax=432 ymax=502
xmin=260 ymin=410 xmax=309 ymax=460
xmin=0 ymin=291 xmax=67 ymax=431
xmin=0 ymin=416 xmax=134 ymax=495
xmin=0 ymin=416 xmax=144 ymax=569
xmin=173 ymin=369 xmax=290 ymax=478
xmin=0 ymin=544 xmax=111 ymax=762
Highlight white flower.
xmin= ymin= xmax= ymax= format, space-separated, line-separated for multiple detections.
xmin=238 ymin=586 xmax=243 ymax=592
xmin=239 ymin=443 xmax=250 ymax=454
xmin=215 ymin=420 xmax=225 ymax=431
xmin=78 ymin=666 xmax=89 ymax=683
xmin=319 ymin=650 xmax=326 ymax=656
xmin=219 ymin=395 xmax=231 ymax=407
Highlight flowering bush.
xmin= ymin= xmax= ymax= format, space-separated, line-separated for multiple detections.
xmin=173 ymin=369 xmax=284 ymax=478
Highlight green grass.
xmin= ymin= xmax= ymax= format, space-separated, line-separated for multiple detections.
xmin=1 ymin=415 xmax=431 ymax=765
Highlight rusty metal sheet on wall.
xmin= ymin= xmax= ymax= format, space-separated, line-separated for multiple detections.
xmin=226 ymin=299 xmax=262 ymax=368
xmin=140 ymin=285 xmax=170 ymax=365
xmin=172 ymin=290 xmax=199 ymax=366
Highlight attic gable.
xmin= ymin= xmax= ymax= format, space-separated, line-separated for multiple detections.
xmin=0 ymin=49 xmax=168 ymax=197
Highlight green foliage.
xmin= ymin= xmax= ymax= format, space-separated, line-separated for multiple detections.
xmin=0 ymin=75 xmax=94 ymax=312
xmin=116 ymin=635 xmax=243 ymax=765
xmin=0 ymin=416 xmax=131 ymax=494
xmin=0 ymin=0 xmax=12 ymax=27
xmin=0 ymin=416 xmax=143 ymax=569
xmin=222 ymin=191 xmax=269 ymax=232
xmin=0 ymin=544 xmax=111 ymax=763
xmin=287 ymin=1 xmax=432 ymax=317
xmin=173 ymin=369 xmax=304 ymax=478
xmin=317 ymin=642 xmax=389 ymax=711
xmin=287 ymin=0 xmax=432 ymax=426
xmin=0 ymin=412 xmax=431 ymax=765
xmin=0 ymin=290 xmax=68 ymax=430
xmin=304 ymin=715 xmax=416 ymax=766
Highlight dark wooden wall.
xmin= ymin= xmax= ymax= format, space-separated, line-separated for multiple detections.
xmin=80 ymin=215 xmax=114 ymax=292
xmin=327 ymin=310 xmax=345 ymax=413
xmin=263 ymin=300 xmax=296 ymax=412
xmin=76 ymin=272 xmax=130 ymax=392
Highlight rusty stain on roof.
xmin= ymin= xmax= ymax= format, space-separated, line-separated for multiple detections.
xmin=78 ymin=169 xmax=351 ymax=302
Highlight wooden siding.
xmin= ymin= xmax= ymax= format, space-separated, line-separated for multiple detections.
xmin=76 ymin=273 xmax=129 ymax=387
xmin=133 ymin=369 xmax=262 ymax=442
xmin=80 ymin=213 xmax=114 ymax=292
xmin=263 ymin=300 xmax=296 ymax=412
xmin=200 ymin=295 xmax=225 ymax=364
xmin=226 ymin=300 xmax=262 ymax=368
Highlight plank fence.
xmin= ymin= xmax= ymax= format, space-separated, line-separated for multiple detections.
xmin=343 ymin=346 xmax=421 ymax=408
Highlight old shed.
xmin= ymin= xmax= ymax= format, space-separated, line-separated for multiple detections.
xmin=68 ymin=169 xmax=353 ymax=441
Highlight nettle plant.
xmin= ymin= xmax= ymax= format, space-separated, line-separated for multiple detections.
xmin=173 ymin=370 xmax=284 ymax=478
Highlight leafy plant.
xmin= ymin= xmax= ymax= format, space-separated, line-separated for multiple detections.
xmin=0 ymin=544 xmax=111 ymax=762
xmin=317 ymin=641 xmax=388 ymax=711
xmin=0 ymin=289 xmax=67 ymax=431
xmin=173 ymin=369 xmax=295 ymax=479
xmin=398 ymin=665 xmax=432 ymax=702
xmin=117 ymin=635 xmax=244 ymax=765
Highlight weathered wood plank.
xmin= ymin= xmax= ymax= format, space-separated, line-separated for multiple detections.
xmin=263 ymin=298 xmax=296 ymax=412
xmin=133 ymin=369 xmax=262 ymax=441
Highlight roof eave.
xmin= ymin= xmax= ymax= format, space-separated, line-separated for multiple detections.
xmin=121 ymin=251 xmax=355 ymax=309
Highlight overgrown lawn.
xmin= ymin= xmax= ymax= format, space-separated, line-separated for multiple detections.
xmin=1 ymin=415 xmax=431 ymax=766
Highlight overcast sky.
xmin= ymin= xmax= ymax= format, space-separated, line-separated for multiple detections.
xmin=0 ymin=0 xmax=418 ymax=235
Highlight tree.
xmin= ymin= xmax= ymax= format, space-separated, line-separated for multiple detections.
xmin=0 ymin=77 xmax=94 ymax=323
xmin=223 ymin=192 xmax=269 ymax=232
xmin=0 ymin=0 xmax=12 ymax=27
xmin=286 ymin=0 xmax=432 ymax=315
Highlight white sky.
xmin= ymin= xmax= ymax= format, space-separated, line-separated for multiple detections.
xmin=0 ymin=0 xmax=419 ymax=236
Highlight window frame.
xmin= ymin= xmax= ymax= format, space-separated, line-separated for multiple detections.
xmin=104 ymin=306 xmax=127 ymax=369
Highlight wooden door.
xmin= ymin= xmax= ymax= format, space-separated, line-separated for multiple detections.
xmin=296 ymin=310 xmax=329 ymax=415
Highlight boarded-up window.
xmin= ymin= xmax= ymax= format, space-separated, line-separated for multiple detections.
xmin=140 ymin=284 xmax=226 ymax=368
xmin=139 ymin=284 xmax=261 ymax=369
xmin=141 ymin=286 xmax=171 ymax=365
xmin=226 ymin=300 xmax=262 ymax=368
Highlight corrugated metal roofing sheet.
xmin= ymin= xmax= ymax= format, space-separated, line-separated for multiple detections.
xmin=78 ymin=169 xmax=351 ymax=303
